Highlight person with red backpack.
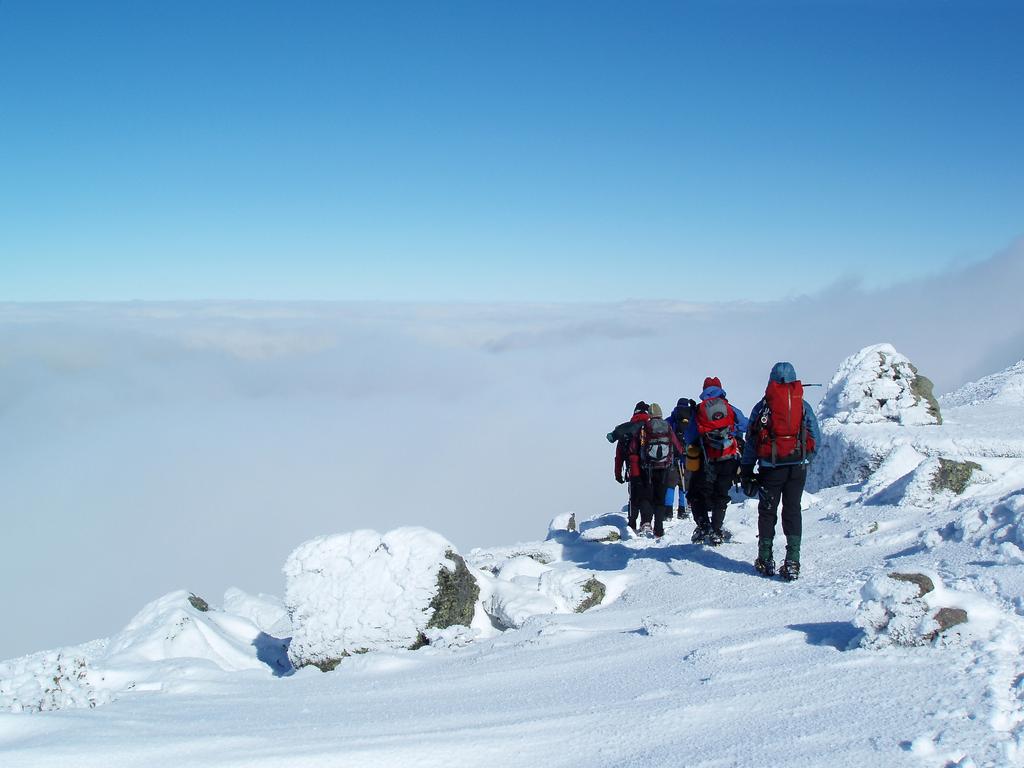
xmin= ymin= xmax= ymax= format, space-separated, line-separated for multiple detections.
xmin=740 ymin=362 xmax=821 ymax=581
xmin=683 ymin=377 xmax=748 ymax=545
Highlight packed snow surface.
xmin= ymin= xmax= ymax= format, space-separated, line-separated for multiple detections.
xmin=3 ymin=356 xmax=1024 ymax=766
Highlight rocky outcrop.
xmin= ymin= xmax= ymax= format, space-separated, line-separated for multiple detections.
xmin=932 ymin=458 xmax=982 ymax=495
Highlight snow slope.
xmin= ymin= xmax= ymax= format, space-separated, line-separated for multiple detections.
xmin=2 ymin=359 xmax=1024 ymax=767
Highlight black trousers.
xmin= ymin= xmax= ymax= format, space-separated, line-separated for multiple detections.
xmin=757 ymin=464 xmax=806 ymax=539
xmin=687 ymin=458 xmax=738 ymax=533
xmin=629 ymin=470 xmax=671 ymax=536
xmin=627 ymin=477 xmax=647 ymax=530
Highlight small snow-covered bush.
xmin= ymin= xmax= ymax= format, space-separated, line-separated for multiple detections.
xmin=283 ymin=527 xmax=479 ymax=670
xmin=0 ymin=648 xmax=110 ymax=713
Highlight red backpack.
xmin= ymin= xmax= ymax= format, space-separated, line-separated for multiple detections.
xmin=695 ymin=397 xmax=739 ymax=462
xmin=755 ymin=380 xmax=815 ymax=463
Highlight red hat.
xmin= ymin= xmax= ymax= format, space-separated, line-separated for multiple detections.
xmin=703 ymin=376 xmax=722 ymax=389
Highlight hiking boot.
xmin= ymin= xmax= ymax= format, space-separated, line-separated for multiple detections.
xmin=754 ymin=557 xmax=776 ymax=577
xmin=677 ymin=507 xmax=690 ymax=520
xmin=691 ymin=525 xmax=708 ymax=544
xmin=707 ymin=529 xmax=724 ymax=546
xmin=779 ymin=559 xmax=800 ymax=581
xmin=640 ymin=523 xmax=654 ymax=538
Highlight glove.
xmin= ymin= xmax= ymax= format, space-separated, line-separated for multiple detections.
xmin=615 ymin=474 xmax=625 ymax=484
xmin=739 ymin=465 xmax=758 ymax=498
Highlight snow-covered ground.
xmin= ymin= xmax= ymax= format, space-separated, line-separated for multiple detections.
xmin=2 ymin=348 xmax=1024 ymax=767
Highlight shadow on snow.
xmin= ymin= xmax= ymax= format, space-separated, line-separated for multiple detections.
xmin=253 ymin=633 xmax=294 ymax=677
xmin=548 ymin=513 xmax=755 ymax=577
xmin=787 ymin=621 xmax=859 ymax=651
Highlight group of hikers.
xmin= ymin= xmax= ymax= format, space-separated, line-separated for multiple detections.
xmin=607 ymin=362 xmax=821 ymax=581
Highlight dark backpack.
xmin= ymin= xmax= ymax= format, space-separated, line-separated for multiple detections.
xmin=607 ymin=419 xmax=643 ymax=445
xmin=640 ymin=418 xmax=675 ymax=470
xmin=695 ymin=397 xmax=739 ymax=462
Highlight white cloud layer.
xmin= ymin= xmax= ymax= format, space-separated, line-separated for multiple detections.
xmin=1 ymin=239 xmax=1021 ymax=659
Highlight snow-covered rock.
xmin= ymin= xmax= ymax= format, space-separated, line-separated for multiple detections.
xmin=818 ymin=343 xmax=941 ymax=426
xmin=283 ymin=528 xmax=480 ymax=670
xmin=809 ymin=344 xmax=942 ymax=491
xmin=482 ymin=558 xmax=606 ymax=629
xmin=853 ymin=572 xmax=969 ymax=648
xmin=580 ymin=525 xmax=621 ymax=542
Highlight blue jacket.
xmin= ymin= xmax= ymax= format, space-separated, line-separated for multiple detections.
xmin=683 ymin=386 xmax=749 ymax=448
xmin=666 ymin=398 xmax=691 ymax=433
xmin=741 ymin=362 xmax=821 ymax=467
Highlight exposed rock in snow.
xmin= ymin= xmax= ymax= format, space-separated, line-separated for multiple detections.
xmin=283 ymin=528 xmax=480 ymax=670
xmin=818 ymin=343 xmax=942 ymax=426
xmin=941 ymin=359 xmax=1024 ymax=407
xmin=932 ymin=458 xmax=982 ymax=495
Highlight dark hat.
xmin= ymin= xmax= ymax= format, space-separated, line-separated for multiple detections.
xmin=633 ymin=401 xmax=650 ymax=414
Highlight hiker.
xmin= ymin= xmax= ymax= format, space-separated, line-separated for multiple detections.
xmin=665 ymin=397 xmax=695 ymax=520
xmin=642 ymin=403 xmax=685 ymax=537
xmin=614 ymin=401 xmax=651 ymax=532
xmin=684 ymin=377 xmax=748 ymax=545
xmin=740 ymin=362 xmax=821 ymax=581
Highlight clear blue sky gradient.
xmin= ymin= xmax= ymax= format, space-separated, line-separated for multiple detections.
xmin=1 ymin=1 xmax=1021 ymax=301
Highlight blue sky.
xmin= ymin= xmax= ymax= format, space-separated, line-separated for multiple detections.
xmin=0 ymin=0 xmax=1021 ymax=301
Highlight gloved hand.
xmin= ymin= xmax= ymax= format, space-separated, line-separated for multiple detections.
xmin=615 ymin=474 xmax=625 ymax=484
xmin=739 ymin=465 xmax=758 ymax=497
